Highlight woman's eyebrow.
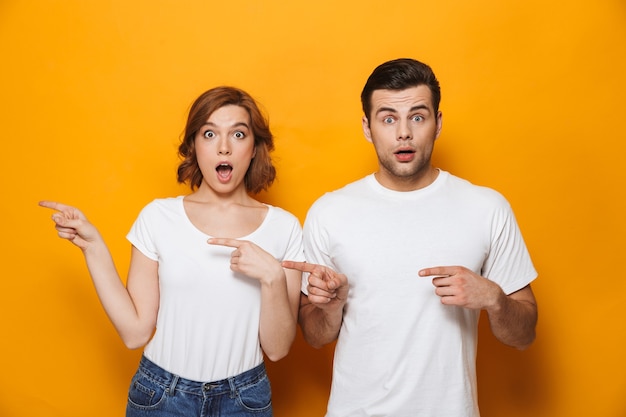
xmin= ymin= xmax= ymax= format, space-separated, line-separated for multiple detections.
xmin=202 ymin=121 xmax=250 ymax=128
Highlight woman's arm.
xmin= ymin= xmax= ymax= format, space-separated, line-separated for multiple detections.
xmin=257 ymin=267 xmax=301 ymax=361
xmin=40 ymin=201 xmax=160 ymax=349
xmin=208 ymin=238 xmax=301 ymax=361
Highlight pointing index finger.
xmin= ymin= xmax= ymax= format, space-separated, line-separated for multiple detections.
xmin=207 ymin=237 xmax=241 ymax=248
xmin=39 ymin=201 xmax=67 ymax=212
xmin=282 ymin=261 xmax=320 ymax=274
xmin=419 ymin=266 xmax=453 ymax=277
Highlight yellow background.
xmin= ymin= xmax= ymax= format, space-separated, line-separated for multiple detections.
xmin=1 ymin=0 xmax=625 ymax=415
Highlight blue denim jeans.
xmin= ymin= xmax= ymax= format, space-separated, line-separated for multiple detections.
xmin=126 ymin=355 xmax=273 ymax=417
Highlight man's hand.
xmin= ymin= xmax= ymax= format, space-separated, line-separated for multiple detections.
xmin=419 ymin=265 xmax=504 ymax=311
xmin=421 ymin=265 xmax=538 ymax=349
xmin=282 ymin=261 xmax=348 ymax=309
xmin=283 ymin=261 xmax=348 ymax=348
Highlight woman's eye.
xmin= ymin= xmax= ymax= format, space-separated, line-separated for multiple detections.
xmin=234 ymin=131 xmax=245 ymax=139
xmin=203 ymin=130 xmax=215 ymax=138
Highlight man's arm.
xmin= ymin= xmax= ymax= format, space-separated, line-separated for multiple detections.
xmin=420 ymin=266 xmax=537 ymax=350
xmin=298 ymin=293 xmax=344 ymax=348
xmin=283 ymin=261 xmax=348 ymax=349
xmin=485 ymin=284 xmax=537 ymax=350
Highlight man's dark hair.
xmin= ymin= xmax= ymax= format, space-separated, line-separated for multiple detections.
xmin=360 ymin=58 xmax=441 ymax=121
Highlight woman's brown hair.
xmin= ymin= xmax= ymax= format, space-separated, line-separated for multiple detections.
xmin=177 ymin=86 xmax=276 ymax=194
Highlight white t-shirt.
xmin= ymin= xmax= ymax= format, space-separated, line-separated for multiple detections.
xmin=302 ymin=171 xmax=537 ymax=417
xmin=127 ymin=196 xmax=304 ymax=382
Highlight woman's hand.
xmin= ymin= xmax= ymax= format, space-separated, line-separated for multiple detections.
xmin=39 ymin=201 xmax=101 ymax=250
xmin=208 ymin=238 xmax=284 ymax=284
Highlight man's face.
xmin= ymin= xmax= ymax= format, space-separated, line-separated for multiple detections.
xmin=362 ymin=85 xmax=442 ymax=190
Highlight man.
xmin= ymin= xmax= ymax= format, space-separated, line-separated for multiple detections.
xmin=283 ymin=58 xmax=538 ymax=416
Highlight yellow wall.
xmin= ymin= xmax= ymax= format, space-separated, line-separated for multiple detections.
xmin=1 ymin=0 xmax=625 ymax=415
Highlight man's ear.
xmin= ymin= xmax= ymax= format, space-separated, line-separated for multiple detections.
xmin=435 ymin=111 xmax=443 ymax=139
xmin=362 ymin=115 xmax=373 ymax=143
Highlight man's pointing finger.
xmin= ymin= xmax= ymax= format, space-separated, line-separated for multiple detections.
xmin=282 ymin=260 xmax=318 ymax=273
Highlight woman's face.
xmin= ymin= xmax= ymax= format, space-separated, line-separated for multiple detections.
xmin=194 ymin=105 xmax=256 ymax=195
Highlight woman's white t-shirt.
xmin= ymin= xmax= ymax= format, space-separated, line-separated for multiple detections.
xmin=127 ymin=196 xmax=304 ymax=382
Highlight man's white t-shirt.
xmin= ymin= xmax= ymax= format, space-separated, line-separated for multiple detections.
xmin=302 ymin=171 xmax=537 ymax=417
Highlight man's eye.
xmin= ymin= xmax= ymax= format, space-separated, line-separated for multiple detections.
xmin=383 ymin=117 xmax=394 ymax=124
xmin=412 ymin=115 xmax=424 ymax=122
xmin=203 ymin=130 xmax=215 ymax=138
xmin=234 ymin=131 xmax=245 ymax=139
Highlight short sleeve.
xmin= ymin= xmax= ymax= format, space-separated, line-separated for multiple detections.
xmin=482 ymin=202 xmax=537 ymax=294
xmin=126 ymin=203 xmax=159 ymax=261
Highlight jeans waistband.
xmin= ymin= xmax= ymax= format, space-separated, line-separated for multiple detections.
xmin=137 ymin=355 xmax=267 ymax=396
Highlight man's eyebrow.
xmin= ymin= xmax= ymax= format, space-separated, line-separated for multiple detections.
xmin=375 ymin=104 xmax=431 ymax=115
xmin=410 ymin=104 xmax=431 ymax=113
xmin=375 ymin=106 xmax=398 ymax=115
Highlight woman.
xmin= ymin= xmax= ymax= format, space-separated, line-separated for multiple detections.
xmin=40 ymin=86 xmax=303 ymax=416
